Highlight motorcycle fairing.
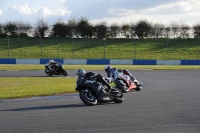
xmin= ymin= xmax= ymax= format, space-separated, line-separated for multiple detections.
xmin=80 ymin=80 xmax=111 ymax=102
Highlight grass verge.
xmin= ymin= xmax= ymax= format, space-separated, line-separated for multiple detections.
xmin=0 ymin=77 xmax=77 ymax=99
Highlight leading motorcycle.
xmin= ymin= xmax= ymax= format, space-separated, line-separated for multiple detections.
xmin=75 ymin=74 xmax=124 ymax=106
xmin=44 ymin=63 xmax=68 ymax=76
xmin=114 ymin=72 xmax=142 ymax=93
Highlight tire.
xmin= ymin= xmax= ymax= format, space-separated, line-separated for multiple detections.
xmin=135 ymin=86 xmax=142 ymax=91
xmin=113 ymin=89 xmax=124 ymax=103
xmin=138 ymin=80 xmax=143 ymax=86
xmin=135 ymin=80 xmax=143 ymax=91
xmin=47 ymin=73 xmax=53 ymax=76
xmin=79 ymin=89 xmax=97 ymax=106
xmin=45 ymin=70 xmax=53 ymax=76
xmin=60 ymin=69 xmax=68 ymax=76
xmin=115 ymin=80 xmax=128 ymax=93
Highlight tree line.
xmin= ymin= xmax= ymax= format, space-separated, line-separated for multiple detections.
xmin=0 ymin=17 xmax=200 ymax=39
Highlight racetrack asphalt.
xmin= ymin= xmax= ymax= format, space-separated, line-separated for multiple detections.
xmin=0 ymin=70 xmax=200 ymax=133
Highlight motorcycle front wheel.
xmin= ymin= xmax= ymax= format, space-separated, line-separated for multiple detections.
xmin=59 ymin=69 xmax=68 ymax=76
xmin=79 ymin=89 xmax=97 ymax=106
xmin=135 ymin=80 xmax=143 ymax=91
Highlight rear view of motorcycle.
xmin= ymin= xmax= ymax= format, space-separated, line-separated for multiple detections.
xmin=44 ymin=62 xmax=68 ymax=76
xmin=114 ymin=72 xmax=142 ymax=93
xmin=75 ymin=74 xmax=124 ymax=106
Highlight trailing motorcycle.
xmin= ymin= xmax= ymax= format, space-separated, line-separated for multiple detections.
xmin=114 ymin=72 xmax=142 ymax=93
xmin=75 ymin=74 xmax=124 ymax=106
xmin=44 ymin=63 xmax=68 ymax=76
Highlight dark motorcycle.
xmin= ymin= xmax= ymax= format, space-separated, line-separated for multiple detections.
xmin=114 ymin=72 xmax=142 ymax=93
xmin=44 ymin=63 xmax=68 ymax=76
xmin=75 ymin=74 xmax=124 ymax=106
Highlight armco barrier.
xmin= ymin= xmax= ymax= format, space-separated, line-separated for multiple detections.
xmin=40 ymin=59 xmax=64 ymax=64
xmin=87 ymin=59 xmax=110 ymax=65
xmin=181 ymin=60 xmax=200 ymax=65
xmin=0 ymin=58 xmax=200 ymax=65
xmin=133 ymin=60 xmax=157 ymax=65
xmin=0 ymin=58 xmax=16 ymax=64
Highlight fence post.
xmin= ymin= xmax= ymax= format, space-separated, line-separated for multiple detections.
xmin=7 ymin=35 xmax=10 ymax=58
xmin=40 ymin=37 xmax=43 ymax=58
xmin=57 ymin=36 xmax=59 ymax=58
xmin=71 ymin=29 xmax=74 ymax=59
xmin=103 ymin=38 xmax=106 ymax=59
xmin=134 ymin=44 xmax=136 ymax=60
xmin=166 ymin=38 xmax=169 ymax=59
xmin=198 ymin=38 xmax=200 ymax=60
xmin=25 ymin=38 xmax=26 ymax=58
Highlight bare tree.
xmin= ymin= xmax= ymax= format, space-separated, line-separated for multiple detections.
xmin=193 ymin=23 xmax=200 ymax=38
xmin=179 ymin=23 xmax=190 ymax=38
xmin=163 ymin=26 xmax=171 ymax=38
xmin=109 ymin=23 xmax=121 ymax=38
xmin=16 ymin=21 xmax=32 ymax=37
xmin=95 ymin=21 xmax=108 ymax=38
xmin=50 ymin=19 xmax=67 ymax=37
xmin=67 ymin=18 xmax=78 ymax=38
xmin=77 ymin=17 xmax=91 ymax=38
xmin=2 ymin=21 xmax=18 ymax=37
xmin=135 ymin=20 xmax=151 ymax=39
xmin=0 ymin=23 xmax=3 ymax=36
xmin=170 ymin=21 xmax=180 ymax=38
xmin=130 ymin=23 xmax=137 ymax=38
xmin=151 ymin=23 xmax=165 ymax=38
xmin=121 ymin=23 xmax=130 ymax=38
xmin=33 ymin=18 xmax=49 ymax=37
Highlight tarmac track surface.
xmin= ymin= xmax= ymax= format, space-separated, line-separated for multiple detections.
xmin=0 ymin=70 xmax=200 ymax=133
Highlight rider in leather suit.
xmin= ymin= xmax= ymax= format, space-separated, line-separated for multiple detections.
xmin=76 ymin=69 xmax=112 ymax=91
xmin=104 ymin=65 xmax=137 ymax=84
xmin=46 ymin=60 xmax=59 ymax=72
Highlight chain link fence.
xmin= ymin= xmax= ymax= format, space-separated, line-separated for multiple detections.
xmin=0 ymin=37 xmax=200 ymax=60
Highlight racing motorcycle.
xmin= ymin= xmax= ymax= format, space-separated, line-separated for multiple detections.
xmin=114 ymin=72 xmax=142 ymax=93
xmin=75 ymin=74 xmax=124 ymax=106
xmin=44 ymin=63 xmax=68 ymax=76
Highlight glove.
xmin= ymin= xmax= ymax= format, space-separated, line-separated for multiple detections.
xmin=105 ymin=78 xmax=110 ymax=83
xmin=118 ymin=69 xmax=122 ymax=72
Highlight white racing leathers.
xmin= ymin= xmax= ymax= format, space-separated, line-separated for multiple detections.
xmin=105 ymin=68 xmax=120 ymax=83
xmin=106 ymin=68 xmax=138 ymax=83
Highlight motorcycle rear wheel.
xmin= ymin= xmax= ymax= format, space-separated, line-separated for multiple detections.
xmin=113 ymin=89 xmax=124 ymax=103
xmin=115 ymin=80 xmax=129 ymax=93
xmin=79 ymin=89 xmax=97 ymax=106
xmin=45 ymin=70 xmax=53 ymax=76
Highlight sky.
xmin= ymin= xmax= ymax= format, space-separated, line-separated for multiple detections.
xmin=0 ymin=0 xmax=200 ymax=26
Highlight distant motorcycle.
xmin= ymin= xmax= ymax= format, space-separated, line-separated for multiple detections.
xmin=75 ymin=74 xmax=124 ymax=106
xmin=114 ymin=72 xmax=142 ymax=93
xmin=44 ymin=63 xmax=68 ymax=76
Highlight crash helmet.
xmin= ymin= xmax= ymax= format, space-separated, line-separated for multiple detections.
xmin=104 ymin=65 xmax=111 ymax=72
xmin=76 ymin=69 xmax=86 ymax=77
xmin=49 ymin=60 xmax=54 ymax=64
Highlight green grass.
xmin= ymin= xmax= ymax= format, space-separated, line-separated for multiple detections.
xmin=0 ymin=38 xmax=200 ymax=59
xmin=0 ymin=77 xmax=77 ymax=99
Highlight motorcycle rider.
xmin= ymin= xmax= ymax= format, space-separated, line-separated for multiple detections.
xmin=76 ymin=69 xmax=113 ymax=91
xmin=104 ymin=65 xmax=138 ymax=84
xmin=46 ymin=59 xmax=59 ymax=72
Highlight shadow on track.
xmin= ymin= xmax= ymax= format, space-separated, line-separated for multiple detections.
xmin=1 ymin=104 xmax=86 ymax=112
